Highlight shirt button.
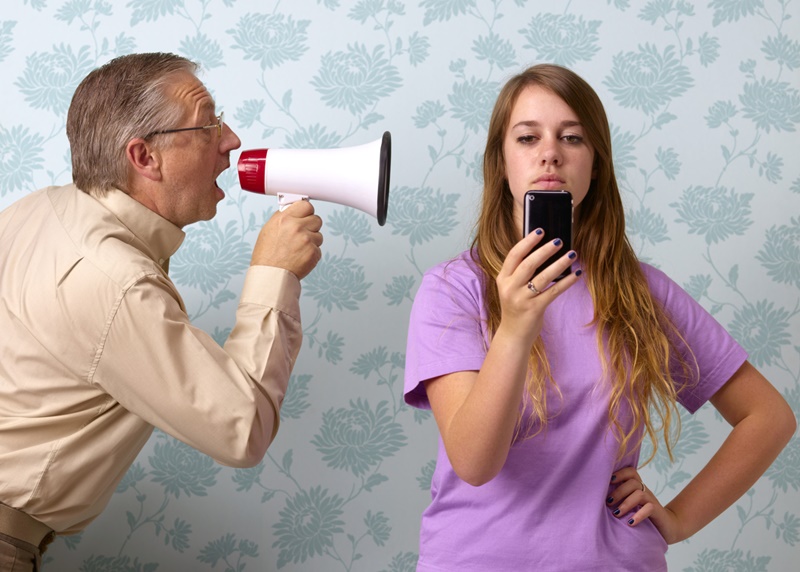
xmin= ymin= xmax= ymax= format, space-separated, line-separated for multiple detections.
xmin=158 ymin=258 xmax=165 ymax=265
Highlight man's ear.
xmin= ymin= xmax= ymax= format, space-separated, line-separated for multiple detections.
xmin=125 ymin=138 xmax=163 ymax=182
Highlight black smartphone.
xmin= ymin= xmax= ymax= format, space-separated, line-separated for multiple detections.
xmin=523 ymin=189 xmax=573 ymax=281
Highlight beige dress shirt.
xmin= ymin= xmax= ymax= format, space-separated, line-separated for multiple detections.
xmin=0 ymin=184 xmax=301 ymax=534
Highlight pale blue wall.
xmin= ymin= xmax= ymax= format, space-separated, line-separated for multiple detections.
xmin=2 ymin=1 xmax=799 ymax=570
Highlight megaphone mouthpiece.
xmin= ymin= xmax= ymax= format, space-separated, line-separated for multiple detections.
xmin=237 ymin=131 xmax=391 ymax=226
xmin=238 ymin=149 xmax=268 ymax=195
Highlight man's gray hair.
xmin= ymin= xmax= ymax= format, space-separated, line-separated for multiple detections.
xmin=66 ymin=52 xmax=198 ymax=196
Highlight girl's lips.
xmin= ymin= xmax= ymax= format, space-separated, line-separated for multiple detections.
xmin=532 ymin=179 xmax=565 ymax=190
xmin=533 ymin=174 xmax=565 ymax=183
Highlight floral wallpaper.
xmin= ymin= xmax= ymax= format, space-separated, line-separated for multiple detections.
xmin=1 ymin=0 xmax=798 ymax=571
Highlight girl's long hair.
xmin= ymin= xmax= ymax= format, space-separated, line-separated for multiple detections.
xmin=472 ymin=64 xmax=696 ymax=462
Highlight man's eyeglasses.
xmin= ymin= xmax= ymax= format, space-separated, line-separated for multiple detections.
xmin=145 ymin=112 xmax=224 ymax=139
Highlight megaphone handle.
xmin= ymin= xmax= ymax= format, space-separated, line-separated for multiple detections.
xmin=277 ymin=193 xmax=310 ymax=211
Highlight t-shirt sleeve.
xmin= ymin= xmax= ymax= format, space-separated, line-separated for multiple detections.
xmin=645 ymin=265 xmax=749 ymax=414
xmin=92 ymin=265 xmax=301 ymax=467
xmin=404 ymin=258 xmax=489 ymax=409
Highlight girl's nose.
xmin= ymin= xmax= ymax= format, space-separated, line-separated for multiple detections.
xmin=539 ymin=138 xmax=561 ymax=165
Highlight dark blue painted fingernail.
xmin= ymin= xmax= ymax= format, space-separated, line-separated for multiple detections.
xmin=575 ymin=269 xmax=583 ymax=277
xmin=568 ymin=251 xmax=577 ymax=259
xmin=606 ymin=497 xmax=614 ymax=504
xmin=535 ymin=228 xmax=543 ymax=235
xmin=553 ymin=238 xmax=562 ymax=246
xmin=613 ymin=509 xmax=620 ymax=516
xmin=628 ymin=518 xmax=635 ymax=525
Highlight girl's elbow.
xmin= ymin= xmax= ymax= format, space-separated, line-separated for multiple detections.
xmin=762 ymin=399 xmax=798 ymax=456
xmin=450 ymin=459 xmax=503 ymax=487
xmin=458 ymin=471 xmax=498 ymax=487
xmin=778 ymin=403 xmax=797 ymax=444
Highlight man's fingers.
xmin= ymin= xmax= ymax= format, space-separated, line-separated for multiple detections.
xmin=282 ymin=199 xmax=314 ymax=217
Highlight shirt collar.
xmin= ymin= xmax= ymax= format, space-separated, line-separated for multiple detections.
xmin=94 ymin=188 xmax=185 ymax=267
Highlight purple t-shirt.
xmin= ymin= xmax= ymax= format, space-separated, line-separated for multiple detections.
xmin=404 ymin=251 xmax=748 ymax=572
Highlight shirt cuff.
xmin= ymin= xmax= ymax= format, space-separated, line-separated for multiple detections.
xmin=239 ymin=266 xmax=301 ymax=321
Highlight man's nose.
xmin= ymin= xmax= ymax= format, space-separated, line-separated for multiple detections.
xmin=221 ymin=123 xmax=242 ymax=152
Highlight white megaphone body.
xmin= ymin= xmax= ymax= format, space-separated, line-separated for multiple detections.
xmin=237 ymin=131 xmax=391 ymax=226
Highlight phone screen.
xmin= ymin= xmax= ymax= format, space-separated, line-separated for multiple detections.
xmin=523 ymin=190 xmax=573 ymax=281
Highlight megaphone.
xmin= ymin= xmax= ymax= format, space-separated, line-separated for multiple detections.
xmin=237 ymin=131 xmax=391 ymax=226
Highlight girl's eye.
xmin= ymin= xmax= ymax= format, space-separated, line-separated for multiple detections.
xmin=562 ymin=135 xmax=583 ymax=144
xmin=517 ymin=135 xmax=536 ymax=144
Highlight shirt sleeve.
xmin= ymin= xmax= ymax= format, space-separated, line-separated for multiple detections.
xmin=90 ymin=265 xmax=301 ymax=467
xmin=404 ymin=259 xmax=489 ymax=409
xmin=645 ymin=265 xmax=749 ymax=413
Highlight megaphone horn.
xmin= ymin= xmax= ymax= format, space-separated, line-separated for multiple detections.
xmin=237 ymin=131 xmax=391 ymax=226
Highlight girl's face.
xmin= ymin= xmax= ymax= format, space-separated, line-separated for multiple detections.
xmin=503 ymin=85 xmax=595 ymax=233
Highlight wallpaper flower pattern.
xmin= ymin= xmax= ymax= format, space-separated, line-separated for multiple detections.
xmin=2 ymin=0 xmax=798 ymax=570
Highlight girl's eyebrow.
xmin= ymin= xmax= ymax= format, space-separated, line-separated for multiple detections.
xmin=510 ymin=119 xmax=583 ymax=130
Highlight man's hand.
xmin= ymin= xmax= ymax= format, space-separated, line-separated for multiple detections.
xmin=251 ymin=200 xmax=323 ymax=280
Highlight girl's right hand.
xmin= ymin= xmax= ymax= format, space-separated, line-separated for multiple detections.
xmin=424 ymin=230 xmax=582 ymax=485
xmin=495 ymin=228 xmax=582 ymax=345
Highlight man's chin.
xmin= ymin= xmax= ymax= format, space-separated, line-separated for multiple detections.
xmin=196 ymin=201 xmax=219 ymax=224
xmin=202 ymin=205 xmax=218 ymax=222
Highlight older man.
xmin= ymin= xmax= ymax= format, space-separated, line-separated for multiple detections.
xmin=0 ymin=53 xmax=323 ymax=570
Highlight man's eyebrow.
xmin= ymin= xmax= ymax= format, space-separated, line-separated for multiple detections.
xmin=202 ymin=101 xmax=217 ymax=114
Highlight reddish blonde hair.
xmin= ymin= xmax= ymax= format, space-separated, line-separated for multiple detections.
xmin=472 ymin=64 xmax=695 ymax=462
